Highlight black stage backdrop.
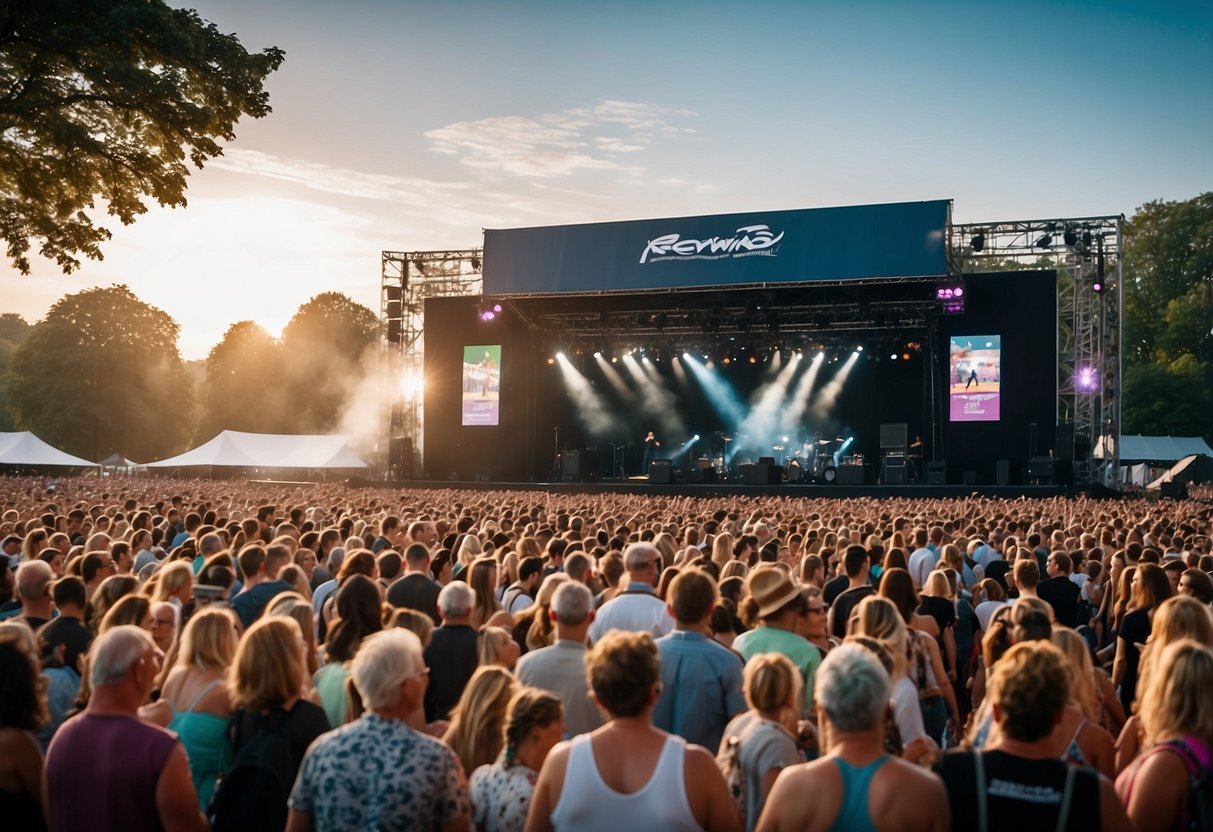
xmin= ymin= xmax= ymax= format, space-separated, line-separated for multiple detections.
xmin=422 ymin=269 xmax=1056 ymax=483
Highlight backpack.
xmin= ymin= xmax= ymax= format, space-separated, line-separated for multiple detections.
xmin=1163 ymin=738 xmax=1213 ymax=832
xmin=208 ymin=708 xmax=295 ymax=831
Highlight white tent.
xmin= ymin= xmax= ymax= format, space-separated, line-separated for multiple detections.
xmin=0 ymin=432 xmax=98 ymax=467
xmin=145 ymin=431 xmax=368 ymax=470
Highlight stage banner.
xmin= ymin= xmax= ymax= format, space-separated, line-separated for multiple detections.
xmin=483 ymin=200 xmax=950 ymax=294
xmin=462 ymin=345 xmax=501 ymax=426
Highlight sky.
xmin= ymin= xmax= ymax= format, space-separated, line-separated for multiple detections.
xmin=3 ymin=0 xmax=1211 ymax=359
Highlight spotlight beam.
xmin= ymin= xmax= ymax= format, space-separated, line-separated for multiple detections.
xmin=555 ymin=354 xmax=615 ymax=436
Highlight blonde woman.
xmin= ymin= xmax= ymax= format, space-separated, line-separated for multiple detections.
xmin=144 ymin=606 xmax=240 ymax=807
xmin=1116 ymin=640 xmax=1213 ymax=832
xmin=711 ymin=533 xmax=736 ymax=568
xmin=151 ymin=561 xmax=193 ymax=608
xmin=717 ymin=653 xmax=806 ymax=831
xmin=478 ymin=625 xmax=522 ymax=670
xmin=1050 ymin=628 xmax=1115 ymax=777
xmin=441 ymin=665 xmax=518 ymax=775
xmin=847 ymin=596 xmax=936 ymax=766
xmin=469 ymin=688 xmax=565 ymax=832
xmin=266 ymin=594 xmax=320 ymax=677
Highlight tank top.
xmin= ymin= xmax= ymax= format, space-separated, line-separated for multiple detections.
xmin=167 ymin=678 xmax=228 ymax=808
xmin=1061 ymin=719 xmax=1090 ymax=768
xmin=827 ymin=756 xmax=889 ymax=832
xmin=549 ymin=732 xmax=700 ymax=832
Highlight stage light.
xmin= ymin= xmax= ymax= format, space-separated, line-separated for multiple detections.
xmin=611 ymin=356 xmax=618 ymax=363
xmin=890 ymin=353 xmax=898 ymax=360
xmin=748 ymin=355 xmax=757 ymax=364
xmin=856 ymin=345 xmax=864 ymax=352
xmin=555 ymin=352 xmax=565 ymax=360
xmin=722 ymin=356 xmax=731 ymax=365
xmin=547 ymin=357 xmax=555 ymax=365
xmin=693 ymin=434 xmax=700 ymax=441
xmin=593 ymin=351 xmax=602 ymax=358
xmin=1035 ymin=233 xmax=1053 ymax=248
xmin=902 ymin=352 xmax=911 ymax=361
xmin=970 ymin=232 xmax=985 ymax=252
xmin=1063 ymin=227 xmax=1078 ymax=247
xmin=1077 ymin=366 xmax=1098 ymax=392
xmin=683 ymin=351 xmax=691 ymax=359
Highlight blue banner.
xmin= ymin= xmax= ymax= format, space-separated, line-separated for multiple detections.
xmin=483 ymin=200 xmax=950 ymax=294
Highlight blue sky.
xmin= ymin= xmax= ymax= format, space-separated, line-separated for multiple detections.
xmin=3 ymin=0 xmax=1210 ymax=358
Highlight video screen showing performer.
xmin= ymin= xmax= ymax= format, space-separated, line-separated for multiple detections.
xmin=949 ymin=335 xmax=1001 ymax=422
xmin=461 ymin=344 xmax=501 ymax=426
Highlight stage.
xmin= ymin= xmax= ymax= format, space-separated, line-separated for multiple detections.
xmin=373 ymin=478 xmax=1068 ymax=499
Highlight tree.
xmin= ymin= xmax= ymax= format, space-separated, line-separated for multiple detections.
xmin=0 ymin=1 xmax=284 ymax=274
xmin=1120 ymin=193 xmax=1213 ymax=442
xmin=281 ymin=293 xmax=379 ymax=432
xmin=196 ymin=320 xmax=286 ymax=439
xmin=3 ymin=285 xmax=194 ymax=461
xmin=0 ymin=312 xmax=31 ymax=430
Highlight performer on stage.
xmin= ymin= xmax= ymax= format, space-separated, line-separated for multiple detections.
xmin=965 ymin=365 xmax=979 ymax=390
xmin=642 ymin=431 xmax=660 ymax=474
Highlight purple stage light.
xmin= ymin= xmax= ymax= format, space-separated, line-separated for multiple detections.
xmin=1077 ymin=366 xmax=1098 ymax=392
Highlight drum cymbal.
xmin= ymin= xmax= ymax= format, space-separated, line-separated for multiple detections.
xmin=772 ymin=445 xmax=785 ymax=451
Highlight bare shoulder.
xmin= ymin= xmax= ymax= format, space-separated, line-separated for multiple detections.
xmin=886 ymin=755 xmax=945 ymax=790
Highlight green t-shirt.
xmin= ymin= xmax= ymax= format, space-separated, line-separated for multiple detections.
xmin=732 ymin=625 xmax=823 ymax=713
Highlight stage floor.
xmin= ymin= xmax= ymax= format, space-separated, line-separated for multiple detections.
xmin=377 ymin=479 xmax=1067 ymax=499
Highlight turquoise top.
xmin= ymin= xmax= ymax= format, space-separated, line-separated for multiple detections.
xmin=166 ymin=679 xmax=228 ymax=808
xmin=827 ymin=755 xmax=889 ymax=832
xmin=315 ymin=661 xmax=350 ymax=729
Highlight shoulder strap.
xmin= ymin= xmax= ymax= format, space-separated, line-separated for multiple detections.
xmin=1053 ymin=763 xmax=1078 ymax=832
xmin=183 ymin=678 xmax=224 ymax=714
xmin=973 ymin=750 xmax=989 ymax=832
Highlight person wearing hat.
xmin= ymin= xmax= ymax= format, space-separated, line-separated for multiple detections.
xmin=733 ymin=565 xmax=823 ymax=714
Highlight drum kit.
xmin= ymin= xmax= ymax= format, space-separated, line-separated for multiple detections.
xmin=694 ymin=432 xmax=850 ymax=483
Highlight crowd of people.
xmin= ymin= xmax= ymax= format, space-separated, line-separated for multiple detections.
xmin=0 ymin=475 xmax=1211 ymax=831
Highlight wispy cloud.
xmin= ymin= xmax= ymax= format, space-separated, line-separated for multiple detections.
xmin=424 ymin=99 xmax=697 ymax=177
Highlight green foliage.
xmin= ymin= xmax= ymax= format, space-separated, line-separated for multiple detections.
xmin=0 ymin=1 xmax=284 ymax=273
xmin=197 ymin=321 xmax=286 ymax=439
xmin=1121 ymin=193 xmax=1213 ymax=442
xmin=3 ymin=285 xmax=193 ymax=460
xmin=0 ymin=313 xmax=30 ymax=430
xmin=281 ymin=293 xmax=379 ymax=432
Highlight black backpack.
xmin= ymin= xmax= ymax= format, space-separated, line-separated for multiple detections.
xmin=208 ymin=708 xmax=295 ymax=831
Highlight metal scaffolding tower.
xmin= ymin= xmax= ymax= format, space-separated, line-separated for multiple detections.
xmin=380 ymin=249 xmax=483 ymax=475
xmin=948 ymin=216 xmax=1124 ymax=487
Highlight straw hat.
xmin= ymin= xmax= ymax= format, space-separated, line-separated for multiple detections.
xmin=748 ymin=565 xmax=801 ymax=618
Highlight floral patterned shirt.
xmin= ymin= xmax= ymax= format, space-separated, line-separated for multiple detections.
xmin=289 ymin=713 xmax=469 ymax=831
xmin=469 ymin=757 xmax=538 ymax=832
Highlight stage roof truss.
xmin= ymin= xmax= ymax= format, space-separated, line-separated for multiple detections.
xmin=950 ymin=215 xmax=1123 ymax=488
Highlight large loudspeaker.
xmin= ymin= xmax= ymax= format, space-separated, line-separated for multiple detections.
xmin=648 ymin=459 xmax=672 ymax=484
xmin=1160 ymin=481 xmax=1189 ymax=499
xmin=740 ymin=463 xmax=782 ymax=484
xmin=836 ymin=464 xmax=868 ymax=485
xmin=884 ymin=461 xmax=906 ymax=484
xmin=996 ymin=459 xmax=1011 ymax=485
xmin=1027 ymin=456 xmax=1055 ymax=484
xmin=687 ymin=467 xmax=717 ymax=484
xmin=880 ymin=422 xmax=908 ymax=449
xmin=562 ymin=450 xmax=600 ymax=482
xmin=1055 ymin=422 xmax=1075 ymax=460
xmin=927 ymin=460 xmax=947 ymax=485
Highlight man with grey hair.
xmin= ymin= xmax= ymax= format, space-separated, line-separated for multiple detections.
xmin=587 ymin=542 xmax=674 ymax=644
xmin=423 ymin=581 xmax=479 ymax=722
xmin=756 ymin=644 xmax=949 ymax=831
xmin=12 ymin=559 xmax=54 ymax=629
xmin=516 ymin=580 xmax=604 ymax=737
xmin=287 ymin=629 xmax=470 ymax=832
xmin=45 ymin=626 xmax=206 ymax=831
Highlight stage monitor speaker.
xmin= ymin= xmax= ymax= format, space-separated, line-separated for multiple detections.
xmin=926 ymin=460 xmax=947 ymax=485
xmin=648 ymin=459 xmax=672 ymax=484
xmin=996 ymin=459 xmax=1011 ymax=485
xmin=562 ymin=450 xmax=583 ymax=482
xmin=963 ymin=470 xmax=978 ymax=486
xmin=1027 ymin=456 xmax=1055 ymax=484
xmin=836 ymin=464 xmax=867 ymax=485
xmin=758 ymin=456 xmax=776 ymax=466
xmin=884 ymin=461 xmax=906 ymax=485
xmin=687 ymin=467 xmax=717 ymax=484
xmin=740 ymin=463 xmax=782 ymax=485
xmin=880 ymin=422 xmax=908 ymax=450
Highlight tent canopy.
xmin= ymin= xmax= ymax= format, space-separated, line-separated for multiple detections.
xmin=1147 ymin=454 xmax=1213 ymax=489
xmin=1097 ymin=434 xmax=1213 ymax=463
xmin=0 ymin=432 xmax=98 ymax=467
xmin=145 ymin=431 xmax=368 ymax=469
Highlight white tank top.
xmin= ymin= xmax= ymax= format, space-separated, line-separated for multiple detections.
xmin=549 ymin=732 xmax=701 ymax=832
